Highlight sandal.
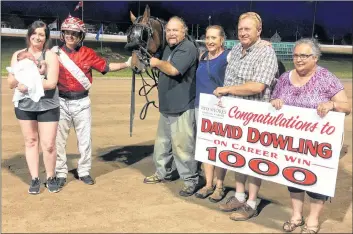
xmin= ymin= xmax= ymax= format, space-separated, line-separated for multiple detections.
xmin=301 ymin=224 xmax=320 ymax=234
xmin=195 ymin=186 xmax=214 ymax=199
xmin=283 ymin=217 xmax=305 ymax=232
xmin=143 ymin=174 xmax=163 ymax=184
xmin=209 ymin=186 xmax=226 ymax=203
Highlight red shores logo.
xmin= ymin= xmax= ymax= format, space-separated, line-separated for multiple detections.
xmin=216 ymin=98 xmax=225 ymax=108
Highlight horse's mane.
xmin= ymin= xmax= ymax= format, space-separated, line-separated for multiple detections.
xmin=134 ymin=15 xmax=167 ymax=25
xmin=138 ymin=15 xmax=166 ymax=50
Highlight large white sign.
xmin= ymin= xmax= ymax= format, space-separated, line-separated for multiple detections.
xmin=195 ymin=93 xmax=345 ymax=197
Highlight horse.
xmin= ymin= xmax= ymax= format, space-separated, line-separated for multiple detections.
xmin=125 ymin=5 xmax=166 ymax=136
xmin=125 ymin=5 xmax=166 ymax=74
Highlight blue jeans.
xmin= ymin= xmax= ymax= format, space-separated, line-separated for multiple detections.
xmin=153 ymin=108 xmax=199 ymax=186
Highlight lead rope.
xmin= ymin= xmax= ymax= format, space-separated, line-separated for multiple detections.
xmin=138 ymin=67 xmax=159 ymax=120
xmin=129 ymin=17 xmax=166 ymax=136
xmin=129 ymin=66 xmax=159 ymax=136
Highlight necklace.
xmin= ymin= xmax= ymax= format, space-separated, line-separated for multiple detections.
xmin=208 ymin=50 xmax=224 ymax=60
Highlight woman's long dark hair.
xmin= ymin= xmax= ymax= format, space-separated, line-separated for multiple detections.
xmin=26 ymin=20 xmax=50 ymax=50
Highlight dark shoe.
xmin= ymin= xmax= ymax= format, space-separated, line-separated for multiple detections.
xmin=143 ymin=173 xmax=164 ymax=184
xmin=57 ymin=177 xmax=67 ymax=188
xmin=46 ymin=177 xmax=61 ymax=193
xmin=28 ymin=177 xmax=41 ymax=195
xmin=219 ymin=196 xmax=246 ymax=212
xmin=179 ymin=183 xmax=198 ymax=197
xmin=79 ymin=175 xmax=95 ymax=185
xmin=229 ymin=204 xmax=258 ymax=221
xmin=195 ymin=186 xmax=215 ymax=199
xmin=209 ymin=186 xmax=226 ymax=203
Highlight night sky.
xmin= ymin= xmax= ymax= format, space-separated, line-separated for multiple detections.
xmin=1 ymin=1 xmax=352 ymax=39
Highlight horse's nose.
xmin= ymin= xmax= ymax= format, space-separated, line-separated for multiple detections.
xmin=132 ymin=66 xmax=142 ymax=74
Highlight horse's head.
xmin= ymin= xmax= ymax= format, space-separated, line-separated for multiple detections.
xmin=125 ymin=5 xmax=166 ymax=74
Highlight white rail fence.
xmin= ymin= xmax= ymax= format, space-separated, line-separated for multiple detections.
xmin=1 ymin=28 xmax=352 ymax=55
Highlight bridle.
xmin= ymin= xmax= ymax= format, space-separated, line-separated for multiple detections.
xmin=126 ymin=16 xmax=166 ymax=68
xmin=125 ymin=16 xmax=166 ymax=136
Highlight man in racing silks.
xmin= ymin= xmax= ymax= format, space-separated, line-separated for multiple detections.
xmin=53 ymin=15 xmax=132 ymax=188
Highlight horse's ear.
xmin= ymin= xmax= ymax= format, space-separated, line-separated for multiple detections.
xmin=141 ymin=5 xmax=150 ymax=24
xmin=130 ymin=11 xmax=136 ymax=22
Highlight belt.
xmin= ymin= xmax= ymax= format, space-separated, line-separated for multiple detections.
xmin=59 ymin=91 xmax=89 ymax=100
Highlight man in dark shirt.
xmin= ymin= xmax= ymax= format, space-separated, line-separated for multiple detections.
xmin=143 ymin=16 xmax=202 ymax=197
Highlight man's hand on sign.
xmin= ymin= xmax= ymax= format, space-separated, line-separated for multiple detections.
xmin=270 ymin=98 xmax=284 ymax=110
xmin=213 ymin=86 xmax=229 ymax=97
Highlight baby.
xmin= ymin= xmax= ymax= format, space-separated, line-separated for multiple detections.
xmin=16 ymin=50 xmax=47 ymax=75
xmin=7 ymin=51 xmax=46 ymax=107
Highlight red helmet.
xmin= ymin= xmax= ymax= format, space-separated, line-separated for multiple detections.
xmin=61 ymin=16 xmax=86 ymax=33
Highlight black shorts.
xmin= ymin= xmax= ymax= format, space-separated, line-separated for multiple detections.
xmin=288 ymin=186 xmax=329 ymax=201
xmin=15 ymin=107 xmax=60 ymax=122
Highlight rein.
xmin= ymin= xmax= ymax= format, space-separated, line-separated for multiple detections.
xmin=128 ymin=16 xmax=166 ymax=136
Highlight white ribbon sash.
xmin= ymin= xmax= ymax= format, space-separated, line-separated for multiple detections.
xmin=51 ymin=46 xmax=91 ymax=90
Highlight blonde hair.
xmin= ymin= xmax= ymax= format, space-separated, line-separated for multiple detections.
xmin=238 ymin=12 xmax=262 ymax=30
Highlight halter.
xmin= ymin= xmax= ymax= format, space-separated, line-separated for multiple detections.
xmin=126 ymin=16 xmax=166 ymax=66
xmin=126 ymin=16 xmax=166 ymax=136
xmin=126 ymin=21 xmax=152 ymax=48
xmin=127 ymin=16 xmax=165 ymax=49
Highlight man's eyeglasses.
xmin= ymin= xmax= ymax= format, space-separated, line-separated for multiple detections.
xmin=292 ymin=54 xmax=313 ymax=60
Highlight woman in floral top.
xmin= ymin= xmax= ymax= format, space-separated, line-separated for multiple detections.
xmin=270 ymin=38 xmax=351 ymax=234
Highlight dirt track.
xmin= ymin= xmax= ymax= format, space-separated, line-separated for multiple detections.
xmin=1 ymin=79 xmax=352 ymax=233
